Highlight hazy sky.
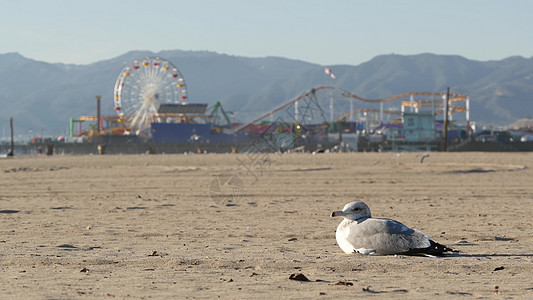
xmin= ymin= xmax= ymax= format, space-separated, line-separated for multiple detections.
xmin=1 ymin=0 xmax=532 ymax=66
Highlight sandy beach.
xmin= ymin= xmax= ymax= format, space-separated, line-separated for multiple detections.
xmin=1 ymin=152 xmax=532 ymax=299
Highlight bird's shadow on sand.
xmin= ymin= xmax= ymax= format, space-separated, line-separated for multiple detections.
xmin=447 ymin=253 xmax=533 ymax=258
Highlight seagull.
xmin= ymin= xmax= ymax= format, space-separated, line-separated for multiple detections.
xmin=331 ymin=201 xmax=456 ymax=257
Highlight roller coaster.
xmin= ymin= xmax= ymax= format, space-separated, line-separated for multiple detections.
xmin=233 ymin=86 xmax=469 ymax=133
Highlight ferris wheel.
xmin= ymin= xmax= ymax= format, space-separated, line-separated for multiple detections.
xmin=113 ymin=57 xmax=188 ymax=134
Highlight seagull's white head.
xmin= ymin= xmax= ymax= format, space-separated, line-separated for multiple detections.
xmin=331 ymin=201 xmax=372 ymax=221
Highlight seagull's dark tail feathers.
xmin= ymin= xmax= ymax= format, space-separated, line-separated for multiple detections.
xmin=399 ymin=240 xmax=458 ymax=257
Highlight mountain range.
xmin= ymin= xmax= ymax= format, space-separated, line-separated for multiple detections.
xmin=1 ymin=50 xmax=532 ymax=139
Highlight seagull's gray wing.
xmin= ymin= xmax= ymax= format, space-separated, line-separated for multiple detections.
xmin=347 ymin=218 xmax=431 ymax=255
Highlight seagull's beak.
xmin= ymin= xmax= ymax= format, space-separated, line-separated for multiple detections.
xmin=331 ymin=210 xmax=345 ymax=217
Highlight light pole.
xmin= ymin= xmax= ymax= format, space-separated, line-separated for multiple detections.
xmin=444 ymin=87 xmax=450 ymax=152
xmin=9 ymin=117 xmax=14 ymax=156
xmin=96 ymin=96 xmax=101 ymax=134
